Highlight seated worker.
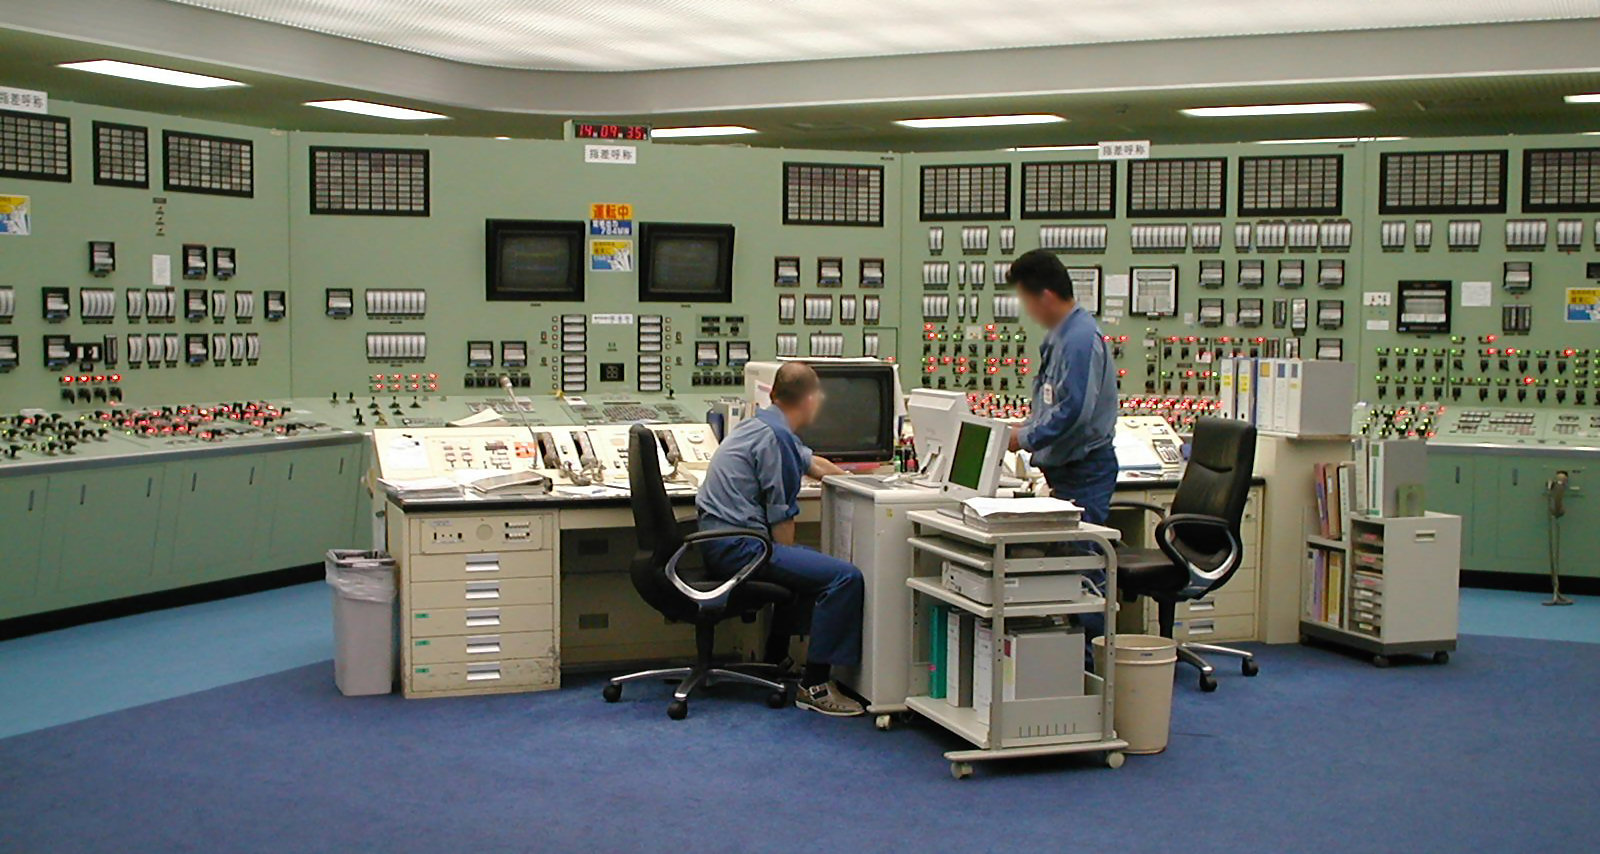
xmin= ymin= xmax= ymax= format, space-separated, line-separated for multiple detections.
xmin=1005 ymin=249 xmax=1120 ymax=645
xmin=695 ymin=362 xmax=866 ymax=717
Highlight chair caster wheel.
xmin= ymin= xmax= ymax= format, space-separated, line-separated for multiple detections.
xmin=950 ymin=761 xmax=973 ymax=780
xmin=1241 ymin=659 xmax=1259 ymax=677
xmin=1372 ymin=655 xmax=1391 ymax=668
xmin=602 ymin=684 xmax=622 ymax=703
xmin=1432 ymin=651 xmax=1450 ymax=665
xmin=766 ymin=690 xmax=788 ymax=709
xmin=667 ymin=700 xmax=689 ymax=720
xmin=1199 ymin=673 xmax=1218 ymax=692
xmin=875 ymin=715 xmax=893 ymax=731
xmin=1104 ymin=751 xmax=1125 ymax=769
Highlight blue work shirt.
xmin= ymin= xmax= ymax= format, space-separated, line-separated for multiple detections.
xmin=696 ymin=405 xmax=814 ymax=532
xmin=1019 ymin=306 xmax=1119 ymax=468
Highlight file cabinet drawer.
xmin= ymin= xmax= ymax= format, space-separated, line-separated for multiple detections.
xmin=408 ymin=630 xmax=556 ymax=665
xmin=1160 ymin=614 xmax=1255 ymax=642
xmin=409 ymin=577 xmax=552 ymax=609
xmin=406 ymin=657 xmax=557 ymax=695
xmin=406 ymin=550 xmax=554 ymax=583
xmin=1173 ymin=588 xmax=1256 ymax=620
xmin=410 ymin=604 xmax=555 ymax=637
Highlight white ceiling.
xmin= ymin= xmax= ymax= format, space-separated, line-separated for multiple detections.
xmin=164 ymin=0 xmax=1600 ymax=72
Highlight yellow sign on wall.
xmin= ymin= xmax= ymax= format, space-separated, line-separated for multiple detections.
xmin=0 ymin=194 xmax=31 ymax=236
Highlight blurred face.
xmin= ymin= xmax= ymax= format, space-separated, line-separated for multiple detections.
xmin=1019 ymin=286 xmax=1073 ymax=329
xmin=783 ymin=385 xmax=825 ymax=430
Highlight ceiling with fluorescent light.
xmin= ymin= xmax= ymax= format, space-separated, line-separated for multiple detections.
xmin=3 ymin=3 xmax=1600 ymax=150
xmin=161 ymin=0 xmax=1595 ymax=72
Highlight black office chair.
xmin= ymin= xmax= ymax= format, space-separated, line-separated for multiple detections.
xmin=1112 ymin=416 xmax=1259 ymax=693
xmin=601 ymin=425 xmax=793 ymax=719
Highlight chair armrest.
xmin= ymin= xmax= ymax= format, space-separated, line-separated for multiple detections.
xmin=1153 ymin=513 xmax=1242 ymax=598
xmin=667 ymin=528 xmax=773 ymax=607
xmin=1108 ymin=499 xmax=1169 ymax=520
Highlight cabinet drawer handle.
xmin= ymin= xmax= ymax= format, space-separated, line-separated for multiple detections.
xmin=464 ymin=608 xmax=501 ymax=627
xmin=1413 ymin=530 xmax=1436 ymax=543
xmin=464 ymin=582 xmax=501 ymax=601
xmin=465 ymin=663 xmax=502 ymax=682
xmin=1188 ymin=598 xmax=1216 ymax=613
xmin=464 ymin=554 xmax=502 ymax=573
xmin=1186 ymin=619 xmax=1216 ymax=636
xmin=465 ymin=635 xmax=502 ymax=655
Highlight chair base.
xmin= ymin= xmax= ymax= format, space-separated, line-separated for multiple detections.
xmin=604 ymin=660 xmax=792 ymax=718
xmin=1177 ymin=641 xmax=1258 ymax=692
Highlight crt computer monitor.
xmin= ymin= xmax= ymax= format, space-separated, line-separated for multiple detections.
xmin=638 ymin=222 xmax=735 ymax=303
xmin=485 ymin=219 xmax=585 ymax=302
xmin=941 ymin=413 xmax=1009 ymax=500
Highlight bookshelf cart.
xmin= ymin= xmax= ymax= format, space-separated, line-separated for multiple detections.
xmin=903 ymin=509 xmax=1128 ymax=779
xmin=1301 ymin=512 xmax=1462 ymax=667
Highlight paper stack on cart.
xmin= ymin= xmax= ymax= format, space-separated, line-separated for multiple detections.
xmin=959 ymin=496 xmax=1083 ymax=531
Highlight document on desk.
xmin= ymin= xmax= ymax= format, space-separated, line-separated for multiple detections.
xmin=377 ymin=476 xmax=464 ymax=498
xmin=449 ymin=408 xmax=509 ymax=427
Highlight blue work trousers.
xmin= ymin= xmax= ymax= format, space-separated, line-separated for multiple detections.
xmin=700 ymin=536 xmax=864 ymax=667
xmin=1038 ymin=443 xmax=1121 ymax=651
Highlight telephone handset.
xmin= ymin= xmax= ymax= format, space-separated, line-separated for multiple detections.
xmin=534 ymin=431 xmax=560 ymax=469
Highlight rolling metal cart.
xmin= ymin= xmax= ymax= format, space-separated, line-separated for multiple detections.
xmin=902 ymin=509 xmax=1128 ymax=779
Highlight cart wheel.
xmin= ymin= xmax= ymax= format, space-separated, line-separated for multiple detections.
xmin=875 ymin=715 xmax=893 ymax=731
xmin=1199 ymin=673 xmax=1218 ymax=692
xmin=1241 ymin=659 xmax=1260 ymax=677
xmin=1372 ymin=655 xmax=1391 ymax=669
xmin=1104 ymin=751 xmax=1126 ymax=769
xmin=602 ymin=683 xmax=622 ymax=703
xmin=667 ymin=700 xmax=689 ymax=720
xmin=1432 ymin=651 xmax=1450 ymax=665
xmin=766 ymin=690 xmax=788 ymax=709
xmin=896 ymin=711 xmax=918 ymax=724
xmin=950 ymin=761 xmax=974 ymax=780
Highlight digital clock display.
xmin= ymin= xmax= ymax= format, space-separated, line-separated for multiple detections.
xmin=574 ymin=123 xmax=651 ymax=141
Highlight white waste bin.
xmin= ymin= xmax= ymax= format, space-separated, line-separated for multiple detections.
xmin=1092 ymin=633 xmax=1179 ymax=755
xmin=325 ymin=549 xmax=397 ymax=697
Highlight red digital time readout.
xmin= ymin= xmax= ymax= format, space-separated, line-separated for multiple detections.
xmin=575 ymin=123 xmax=651 ymax=141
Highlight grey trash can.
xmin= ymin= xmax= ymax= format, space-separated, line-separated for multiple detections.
xmin=325 ymin=549 xmax=398 ymax=696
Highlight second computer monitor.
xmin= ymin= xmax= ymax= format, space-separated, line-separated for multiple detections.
xmin=941 ymin=413 xmax=1009 ymax=500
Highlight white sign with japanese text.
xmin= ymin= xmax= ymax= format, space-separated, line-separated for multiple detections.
xmin=584 ymin=145 xmax=638 ymax=165
xmin=1098 ymin=140 xmax=1150 ymax=160
xmin=0 ymin=86 xmax=47 ymax=114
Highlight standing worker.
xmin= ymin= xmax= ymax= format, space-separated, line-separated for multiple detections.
xmin=1005 ymin=249 xmax=1121 ymax=642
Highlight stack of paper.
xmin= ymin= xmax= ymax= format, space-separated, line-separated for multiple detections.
xmin=960 ymin=496 xmax=1083 ymax=530
xmin=377 ymin=476 xmax=464 ymax=498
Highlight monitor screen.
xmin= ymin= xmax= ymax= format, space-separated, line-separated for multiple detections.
xmin=486 ymin=220 xmax=585 ymax=301
xmin=639 ymin=223 xmax=734 ymax=303
xmin=651 ymin=237 xmax=724 ymax=294
xmin=794 ymin=365 xmax=896 ymax=463
xmin=947 ymin=421 xmax=994 ymax=491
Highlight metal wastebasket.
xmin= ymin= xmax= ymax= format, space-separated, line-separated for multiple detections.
xmin=325 ymin=549 xmax=397 ymax=696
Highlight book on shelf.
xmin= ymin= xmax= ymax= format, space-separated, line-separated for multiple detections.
xmin=928 ymin=606 xmax=948 ymax=700
xmin=1310 ymin=461 xmax=1352 ymax=541
xmin=1304 ymin=545 xmax=1347 ymax=626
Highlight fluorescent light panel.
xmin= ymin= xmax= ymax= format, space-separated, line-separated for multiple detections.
xmin=58 ymin=59 xmax=245 ymax=89
xmin=897 ymin=114 xmax=1066 ymax=129
xmin=1256 ymin=136 xmax=1407 ymax=145
xmin=650 ymin=125 xmax=758 ymax=138
xmin=1566 ymin=94 xmax=1600 ymax=104
xmin=1004 ymin=144 xmax=1098 ymax=151
xmin=305 ymin=99 xmax=448 ymax=120
xmin=1182 ymin=102 xmax=1373 ymax=118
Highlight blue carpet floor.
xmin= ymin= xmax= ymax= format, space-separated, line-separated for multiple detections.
xmin=3 ymin=634 xmax=1598 ymax=854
